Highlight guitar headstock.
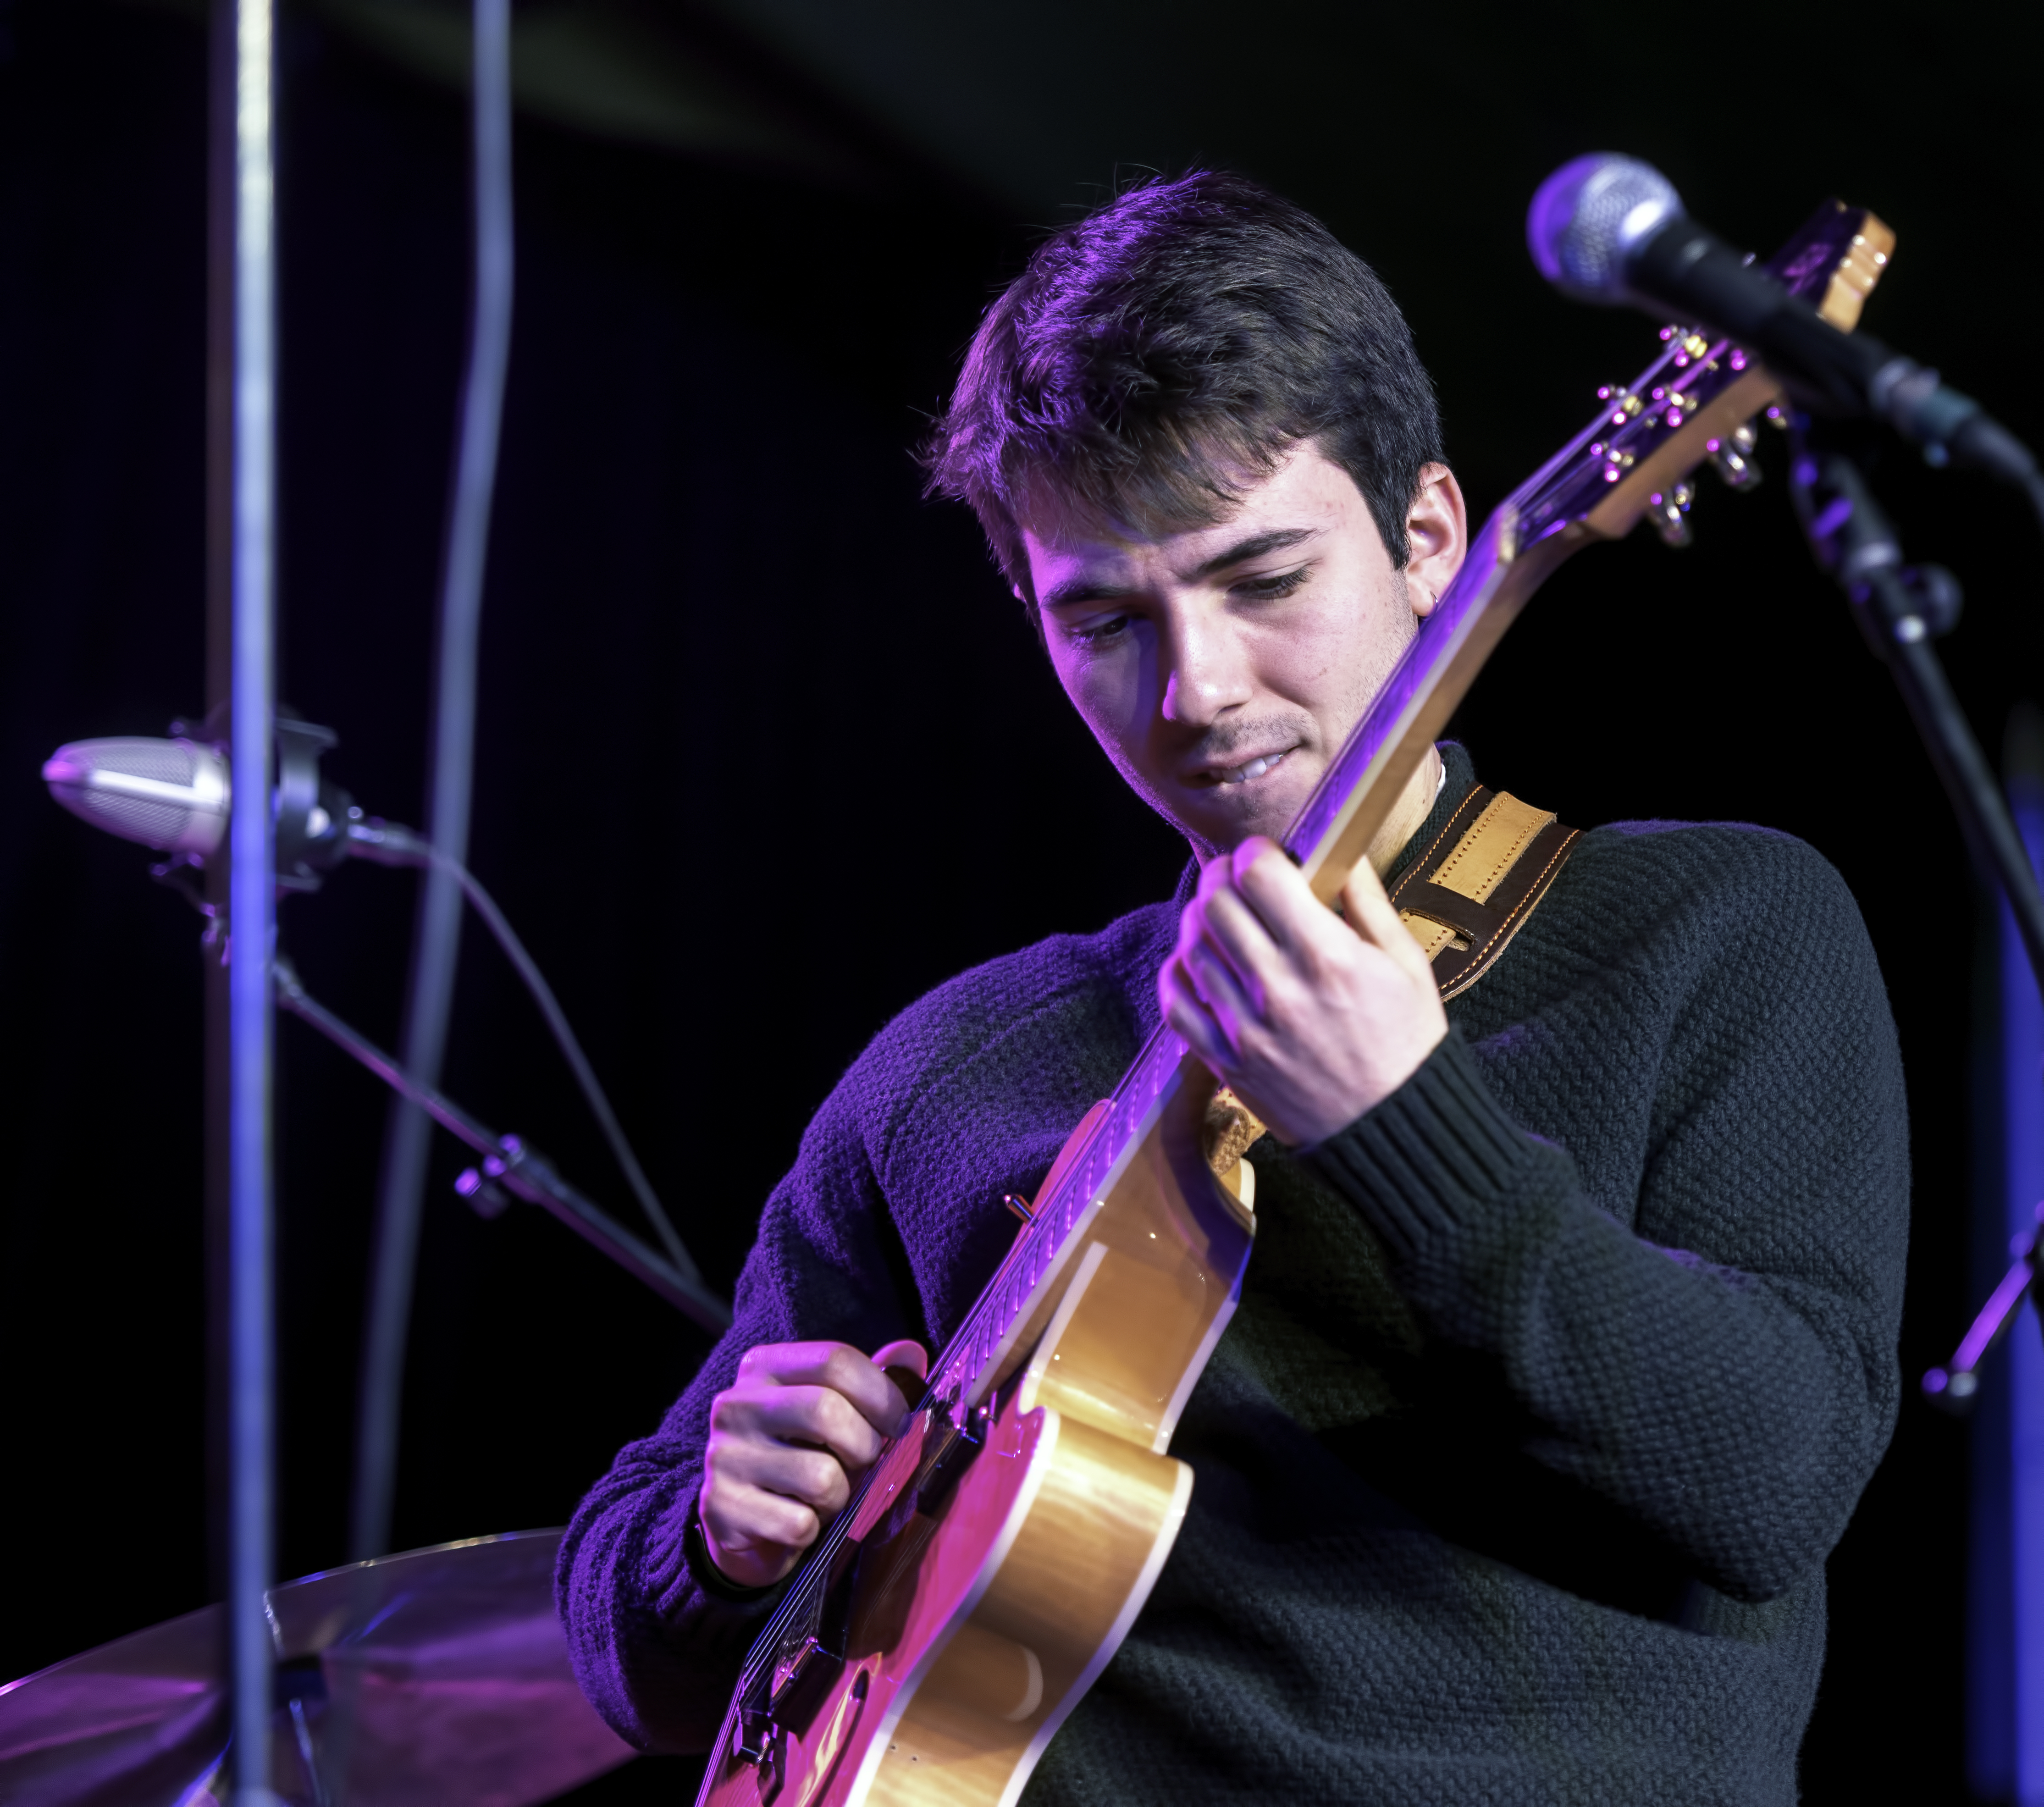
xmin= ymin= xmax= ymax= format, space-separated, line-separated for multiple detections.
xmin=1507 ymin=199 xmax=1896 ymax=553
xmin=1285 ymin=193 xmax=1898 ymax=900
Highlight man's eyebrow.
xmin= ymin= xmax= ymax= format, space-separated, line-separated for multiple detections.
xmin=1186 ymin=526 xmax=1318 ymax=582
xmin=1040 ymin=573 xmax=1136 ymax=611
xmin=1039 ymin=526 xmax=1320 ymax=612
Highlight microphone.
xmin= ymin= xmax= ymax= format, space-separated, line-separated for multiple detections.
xmin=43 ymin=720 xmax=430 ymax=888
xmin=1526 ymin=153 xmax=2037 ymax=486
xmin=44 ymin=735 xmax=231 ymax=861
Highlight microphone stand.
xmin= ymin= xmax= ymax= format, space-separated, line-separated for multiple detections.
xmin=1783 ymin=423 xmax=2044 ymax=1405
xmin=1923 ymin=1207 xmax=2044 ymax=1409
xmin=271 ymin=956 xmax=730 ymax=1332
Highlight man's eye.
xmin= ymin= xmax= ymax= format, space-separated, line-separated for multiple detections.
xmin=1068 ymin=613 xmax=1132 ymax=647
xmin=1235 ymin=566 xmax=1310 ymax=599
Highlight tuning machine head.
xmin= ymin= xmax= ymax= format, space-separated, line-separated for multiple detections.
xmin=1707 ymin=419 xmax=1764 ymax=492
xmin=1648 ymin=484 xmax=1696 ymax=547
xmin=1596 ymin=382 xmax=1644 ymax=425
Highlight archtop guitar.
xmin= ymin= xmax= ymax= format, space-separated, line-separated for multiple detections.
xmin=695 ymin=197 xmax=1895 ymax=1807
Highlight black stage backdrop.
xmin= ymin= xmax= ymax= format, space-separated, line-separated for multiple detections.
xmin=5 ymin=2 xmax=2043 ymax=1799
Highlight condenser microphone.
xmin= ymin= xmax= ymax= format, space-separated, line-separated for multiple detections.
xmin=1525 ymin=153 xmax=2036 ymax=486
xmin=43 ymin=726 xmax=430 ymax=885
xmin=44 ymin=736 xmax=232 ymax=859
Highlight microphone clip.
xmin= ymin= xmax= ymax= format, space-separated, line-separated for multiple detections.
xmin=160 ymin=701 xmax=359 ymax=894
xmin=1787 ymin=423 xmax=1964 ymax=659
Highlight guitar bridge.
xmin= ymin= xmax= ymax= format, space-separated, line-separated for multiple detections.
xmin=737 ymin=1702 xmax=776 ymax=1766
xmin=767 ymin=1634 xmax=845 ymax=1742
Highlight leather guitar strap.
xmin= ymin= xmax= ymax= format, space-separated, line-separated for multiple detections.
xmin=1386 ymin=786 xmax=1582 ymax=1000
xmin=1203 ymin=785 xmax=1581 ymax=1172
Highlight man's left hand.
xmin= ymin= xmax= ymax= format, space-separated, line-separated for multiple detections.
xmin=1160 ymin=838 xmax=1447 ymax=1146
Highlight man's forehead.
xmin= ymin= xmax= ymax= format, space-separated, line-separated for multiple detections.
xmin=1026 ymin=516 xmax=1318 ymax=585
xmin=1022 ymin=509 xmax=1225 ymax=576
xmin=1018 ymin=445 xmax=1359 ymax=580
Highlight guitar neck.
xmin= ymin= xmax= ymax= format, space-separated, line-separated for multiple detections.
xmin=1283 ymin=502 xmax=1564 ymax=903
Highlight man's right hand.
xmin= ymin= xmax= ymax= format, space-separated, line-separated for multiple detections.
xmin=697 ymin=1338 xmax=928 ymax=1591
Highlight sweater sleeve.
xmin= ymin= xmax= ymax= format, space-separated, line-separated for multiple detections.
xmin=554 ymin=1082 xmax=923 ymax=1753
xmin=1306 ymin=831 xmax=1910 ymax=1604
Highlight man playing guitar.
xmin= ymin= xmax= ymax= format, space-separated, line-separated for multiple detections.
xmin=560 ymin=172 xmax=1908 ymax=1802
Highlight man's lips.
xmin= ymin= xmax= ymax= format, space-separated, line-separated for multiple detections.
xmin=1194 ymin=746 xmax=1298 ymax=787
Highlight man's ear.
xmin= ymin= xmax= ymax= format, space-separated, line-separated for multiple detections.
xmin=1404 ymin=463 xmax=1468 ymax=617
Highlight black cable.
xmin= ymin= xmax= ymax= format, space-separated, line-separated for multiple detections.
xmin=347 ymin=818 xmax=704 ymax=1281
xmin=351 ymin=0 xmax=513 ymax=1568
xmin=426 ymin=835 xmax=698 ymax=1282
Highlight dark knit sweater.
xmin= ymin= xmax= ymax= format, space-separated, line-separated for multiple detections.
xmin=558 ymin=743 xmax=1909 ymax=1804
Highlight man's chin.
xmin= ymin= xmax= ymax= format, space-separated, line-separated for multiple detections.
xmin=1176 ymin=776 xmax=1317 ymax=857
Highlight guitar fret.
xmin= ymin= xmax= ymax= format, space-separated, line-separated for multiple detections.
xmin=952 ymin=1024 xmax=1194 ymax=1395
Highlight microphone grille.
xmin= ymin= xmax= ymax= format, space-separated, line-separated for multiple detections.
xmin=43 ymin=737 xmax=229 ymax=858
xmin=77 ymin=787 xmax=198 ymax=850
xmin=1527 ymin=153 xmax=1684 ymax=302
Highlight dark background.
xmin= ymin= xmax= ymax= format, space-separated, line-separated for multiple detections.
xmin=5 ymin=0 xmax=2041 ymax=1798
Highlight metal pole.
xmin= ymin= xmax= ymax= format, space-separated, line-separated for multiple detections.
xmin=1979 ymin=721 xmax=2044 ymax=1805
xmin=229 ymin=0 xmax=281 ymax=1799
xmin=351 ymin=0 xmax=514 ymax=1564
xmin=204 ymin=0 xmax=236 ymax=1608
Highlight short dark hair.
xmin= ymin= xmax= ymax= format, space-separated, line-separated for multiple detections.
xmin=922 ymin=171 xmax=1444 ymax=601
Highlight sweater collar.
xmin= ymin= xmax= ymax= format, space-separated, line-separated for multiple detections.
xmin=1170 ymin=740 xmax=1480 ymax=907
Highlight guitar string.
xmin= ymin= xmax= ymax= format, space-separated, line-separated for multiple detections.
xmin=731 ymin=1074 xmax=1120 ymax=1691
xmin=733 ymin=1022 xmax=1183 ymax=1694
xmin=736 ymin=1024 xmax=1170 ymax=1678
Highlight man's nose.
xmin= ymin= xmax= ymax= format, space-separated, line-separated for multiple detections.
xmin=1160 ymin=606 xmax=1253 ymax=727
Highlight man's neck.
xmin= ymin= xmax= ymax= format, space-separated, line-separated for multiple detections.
xmin=1363 ymin=744 xmax=1445 ymax=879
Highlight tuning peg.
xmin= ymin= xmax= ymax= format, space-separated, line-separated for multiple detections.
xmin=1649 ymin=483 xmax=1695 ymax=547
xmin=1597 ymin=384 xmax=1644 ymax=425
xmin=1707 ymin=420 xmax=1763 ymax=491
xmin=1669 ymin=329 xmax=1714 ymax=367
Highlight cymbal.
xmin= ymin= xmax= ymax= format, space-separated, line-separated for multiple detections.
xmin=0 ymin=1528 xmax=634 ymax=1806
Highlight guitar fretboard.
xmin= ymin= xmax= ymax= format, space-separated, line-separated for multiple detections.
xmin=930 ymin=1020 xmax=1191 ymax=1406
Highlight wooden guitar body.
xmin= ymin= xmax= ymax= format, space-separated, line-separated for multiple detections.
xmin=695 ymin=1392 xmax=1188 ymax=1807
xmin=699 ymin=1072 xmax=1255 ymax=1807
xmin=695 ymin=194 xmax=1897 ymax=1807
